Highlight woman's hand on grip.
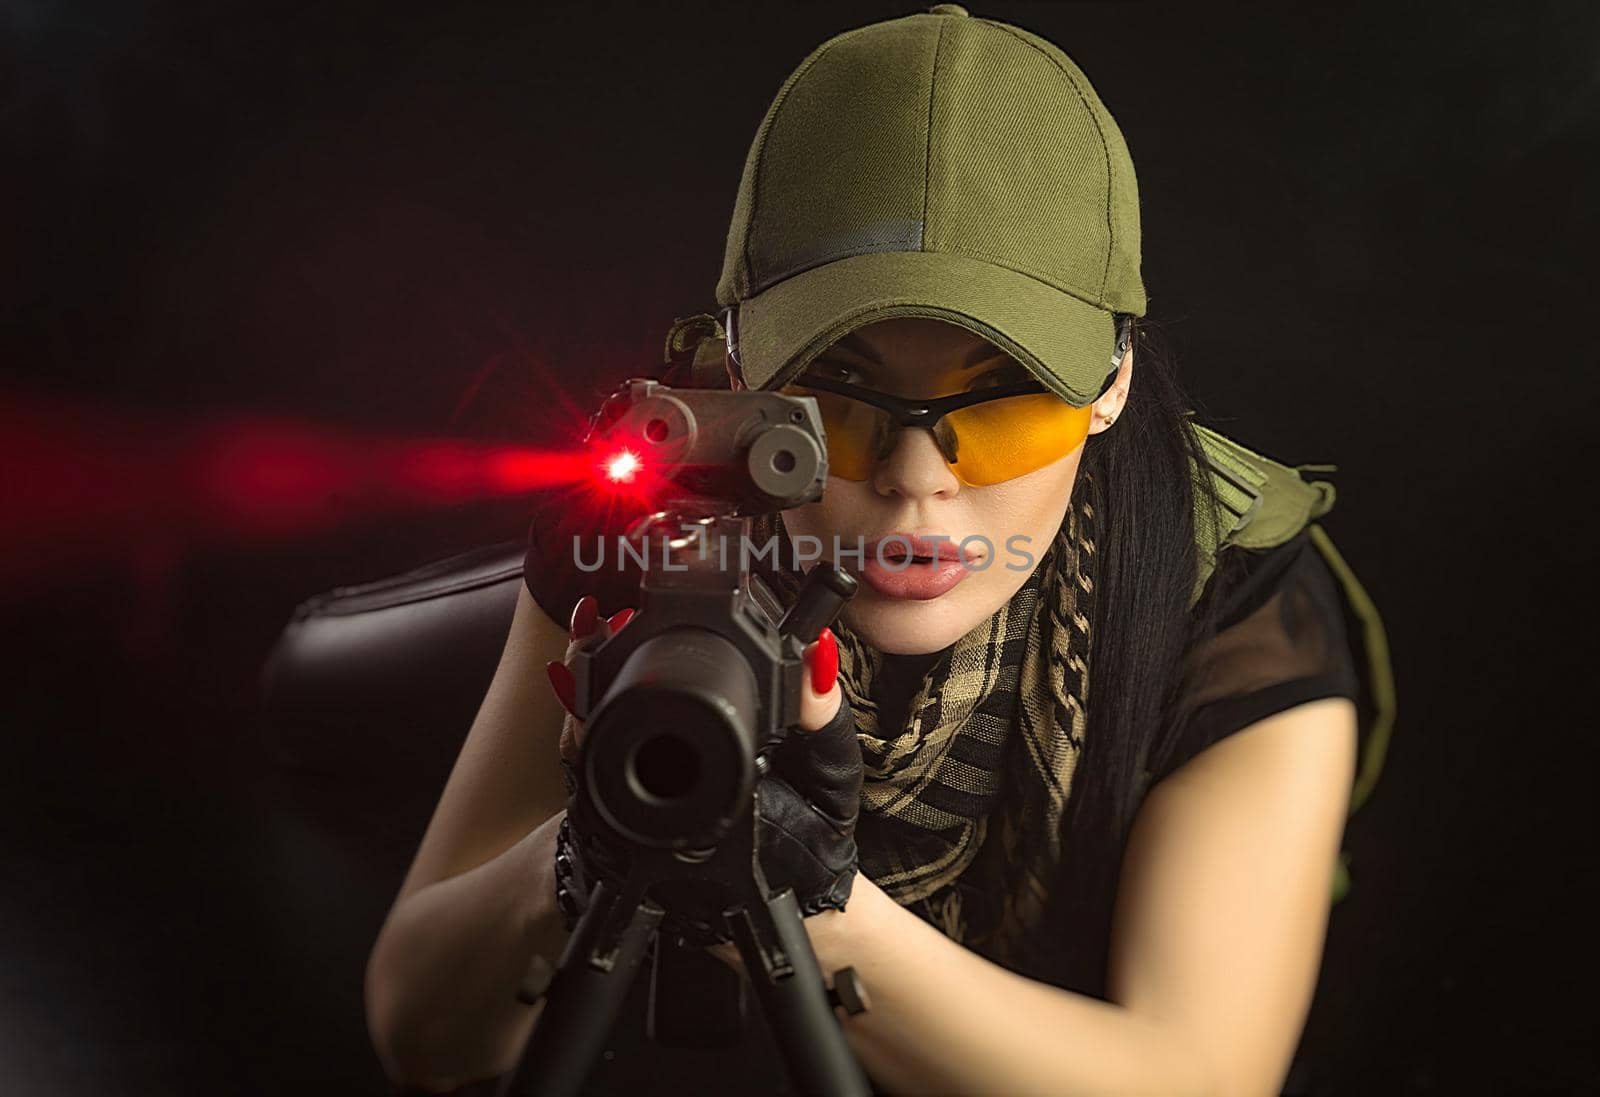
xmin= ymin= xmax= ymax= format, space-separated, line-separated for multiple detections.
xmin=544 ymin=594 xmax=633 ymax=767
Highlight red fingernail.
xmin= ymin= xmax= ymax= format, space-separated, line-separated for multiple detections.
xmin=607 ymin=607 xmax=634 ymax=632
xmin=546 ymin=660 xmax=576 ymax=714
xmin=569 ymin=595 xmax=598 ymax=641
xmin=809 ymin=627 xmax=838 ymax=695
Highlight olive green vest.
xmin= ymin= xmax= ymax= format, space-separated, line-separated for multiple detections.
xmin=664 ymin=314 xmax=1396 ymax=902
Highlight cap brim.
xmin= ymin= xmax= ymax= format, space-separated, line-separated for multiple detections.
xmin=734 ymin=250 xmax=1118 ymax=406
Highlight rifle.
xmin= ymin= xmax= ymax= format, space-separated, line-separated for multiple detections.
xmin=500 ymin=378 xmax=872 ymax=1097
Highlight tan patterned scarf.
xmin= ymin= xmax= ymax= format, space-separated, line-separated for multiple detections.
xmin=748 ymin=476 xmax=1096 ymax=966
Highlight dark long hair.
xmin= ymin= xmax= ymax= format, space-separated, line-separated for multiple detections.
xmin=1047 ymin=313 xmax=1227 ymax=996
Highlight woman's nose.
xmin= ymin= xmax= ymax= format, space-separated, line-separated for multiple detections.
xmin=870 ymin=426 xmax=960 ymax=500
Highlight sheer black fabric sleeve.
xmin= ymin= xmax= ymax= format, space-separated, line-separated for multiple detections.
xmin=1151 ymin=530 xmax=1362 ymax=783
xmin=523 ymin=484 xmax=650 ymax=632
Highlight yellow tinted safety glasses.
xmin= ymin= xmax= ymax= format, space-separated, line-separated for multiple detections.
xmin=780 ymin=374 xmax=1096 ymax=487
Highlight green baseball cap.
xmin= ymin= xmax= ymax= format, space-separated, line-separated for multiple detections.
xmin=715 ymin=3 xmax=1146 ymax=407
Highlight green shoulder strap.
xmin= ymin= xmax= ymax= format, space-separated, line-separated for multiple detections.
xmin=1189 ymin=422 xmax=1397 ymax=904
xmin=1188 ymin=420 xmax=1337 ymax=607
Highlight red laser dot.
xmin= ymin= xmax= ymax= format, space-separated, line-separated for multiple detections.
xmin=603 ymin=450 xmax=641 ymax=484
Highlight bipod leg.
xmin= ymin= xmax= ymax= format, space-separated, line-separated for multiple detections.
xmin=727 ymin=888 xmax=871 ymax=1097
xmin=502 ymin=876 xmax=664 ymax=1097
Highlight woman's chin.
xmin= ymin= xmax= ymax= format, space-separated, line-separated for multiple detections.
xmin=843 ymin=594 xmax=980 ymax=655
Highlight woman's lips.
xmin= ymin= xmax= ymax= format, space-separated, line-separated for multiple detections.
xmin=859 ymin=555 xmax=971 ymax=600
xmin=855 ymin=532 xmax=982 ymax=601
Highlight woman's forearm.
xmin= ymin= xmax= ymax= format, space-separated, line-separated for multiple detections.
xmin=365 ymin=811 xmax=569 ymax=1091
xmin=812 ymin=877 xmax=1217 ymax=1097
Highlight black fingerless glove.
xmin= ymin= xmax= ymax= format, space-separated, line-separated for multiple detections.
xmin=754 ymin=687 xmax=862 ymax=917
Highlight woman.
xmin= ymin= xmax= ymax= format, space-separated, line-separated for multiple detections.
xmin=366 ymin=7 xmax=1394 ymax=1095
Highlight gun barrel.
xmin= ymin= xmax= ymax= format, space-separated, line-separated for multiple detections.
xmin=583 ymin=628 xmax=761 ymax=847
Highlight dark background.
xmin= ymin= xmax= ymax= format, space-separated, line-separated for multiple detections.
xmin=4 ymin=2 xmax=1597 ymax=1094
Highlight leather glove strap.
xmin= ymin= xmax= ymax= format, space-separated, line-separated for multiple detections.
xmin=553 ymin=815 xmax=584 ymax=933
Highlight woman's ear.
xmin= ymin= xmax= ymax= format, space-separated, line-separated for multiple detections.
xmin=1087 ymin=337 xmax=1134 ymax=434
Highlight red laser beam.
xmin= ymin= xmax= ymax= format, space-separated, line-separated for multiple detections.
xmin=0 ymin=388 xmax=624 ymax=591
